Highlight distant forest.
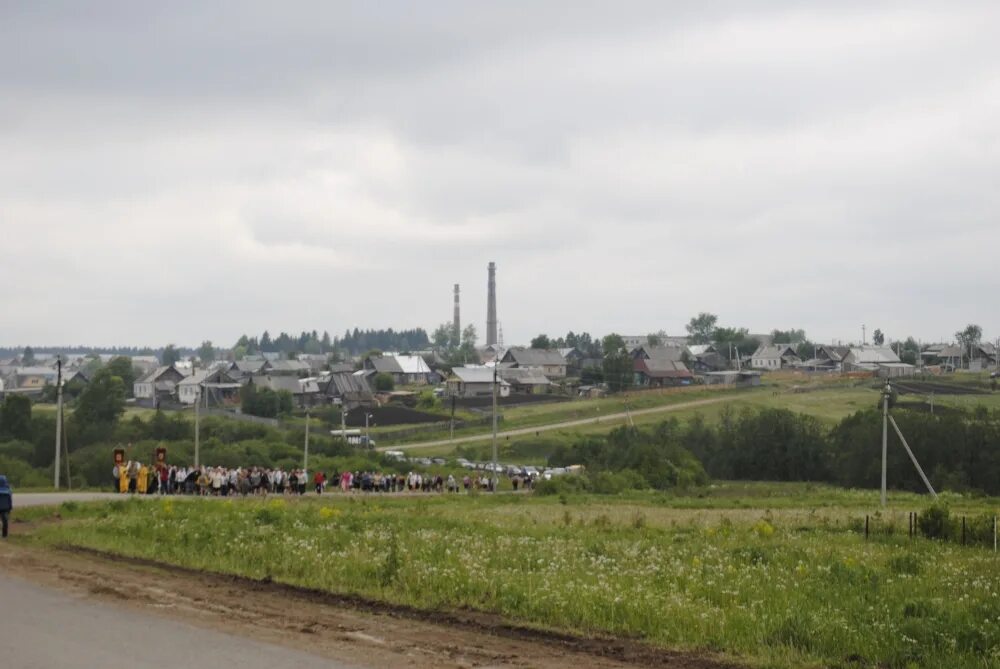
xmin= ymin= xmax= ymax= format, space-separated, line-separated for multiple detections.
xmin=0 ymin=346 xmax=191 ymax=359
xmin=2 ymin=327 xmax=431 ymax=361
xmin=233 ymin=328 xmax=430 ymax=357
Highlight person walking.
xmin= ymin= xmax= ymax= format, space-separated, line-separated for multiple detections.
xmin=137 ymin=462 xmax=149 ymax=495
xmin=0 ymin=475 xmax=12 ymax=538
xmin=119 ymin=463 xmax=130 ymax=494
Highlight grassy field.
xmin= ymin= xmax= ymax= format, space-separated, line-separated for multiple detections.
xmin=386 ymin=380 xmax=1000 ymax=459
xmin=24 ymin=485 xmax=1000 ymax=669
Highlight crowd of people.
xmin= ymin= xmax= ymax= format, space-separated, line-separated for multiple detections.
xmin=111 ymin=461 xmax=534 ymax=497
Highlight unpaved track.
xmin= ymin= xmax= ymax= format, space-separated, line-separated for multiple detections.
xmin=0 ymin=570 xmax=358 ymax=668
xmin=379 ymin=397 xmax=728 ymax=452
xmin=0 ymin=540 xmax=741 ymax=669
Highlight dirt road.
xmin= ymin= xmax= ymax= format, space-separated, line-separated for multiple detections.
xmin=0 ymin=540 xmax=740 ymax=669
xmin=378 ymin=397 xmax=727 ymax=452
xmin=0 ymin=570 xmax=357 ymax=668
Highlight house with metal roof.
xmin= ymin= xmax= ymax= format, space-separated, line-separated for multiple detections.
xmin=750 ymin=345 xmax=800 ymax=370
xmin=7 ymin=366 xmax=59 ymax=391
xmin=497 ymin=367 xmax=551 ymax=394
xmin=246 ymin=374 xmax=323 ymax=407
xmin=446 ymin=366 xmax=510 ymax=398
xmin=363 ymin=354 xmax=434 ymax=385
xmin=261 ymin=359 xmax=311 ymax=376
xmin=499 ymin=348 xmax=567 ymax=379
xmin=842 ymin=346 xmax=915 ymax=377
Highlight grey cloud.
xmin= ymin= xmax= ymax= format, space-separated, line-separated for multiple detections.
xmin=1 ymin=1 xmax=999 ymax=346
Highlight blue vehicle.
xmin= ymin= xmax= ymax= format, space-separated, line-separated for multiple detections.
xmin=0 ymin=474 xmax=12 ymax=538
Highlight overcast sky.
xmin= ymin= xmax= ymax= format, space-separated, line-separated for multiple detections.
xmin=2 ymin=1 xmax=999 ymax=349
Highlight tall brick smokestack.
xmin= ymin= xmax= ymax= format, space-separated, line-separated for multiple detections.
xmin=486 ymin=262 xmax=497 ymax=347
xmin=452 ymin=284 xmax=461 ymax=345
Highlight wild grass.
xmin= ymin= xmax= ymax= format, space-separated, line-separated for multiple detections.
xmin=26 ymin=487 xmax=1000 ymax=668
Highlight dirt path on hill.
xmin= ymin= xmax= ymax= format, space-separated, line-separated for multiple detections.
xmin=379 ymin=397 xmax=729 ymax=452
xmin=0 ymin=539 xmax=742 ymax=669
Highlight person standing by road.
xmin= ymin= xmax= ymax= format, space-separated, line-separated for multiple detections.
xmin=0 ymin=475 xmax=12 ymax=538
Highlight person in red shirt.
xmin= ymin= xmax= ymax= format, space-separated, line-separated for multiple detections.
xmin=313 ymin=470 xmax=326 ymax=495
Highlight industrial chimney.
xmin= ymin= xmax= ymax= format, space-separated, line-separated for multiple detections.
xmin=486 ymin=262 xmax=497 ymax=347
xmin=453 ymin=284 xmax=461 ymax=345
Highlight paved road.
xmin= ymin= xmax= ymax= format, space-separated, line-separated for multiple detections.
xmin=0 ymin=572 xmax=357 ymax=669
xmin=15 ymin=492 xmax=119 ymax=507
xmin=378 ymin=396 xmax=727 ymax=452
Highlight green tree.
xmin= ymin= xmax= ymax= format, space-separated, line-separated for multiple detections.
xmin=374 ymin=373 xmax=395 ymax=391
xmin=432 ymin=322 xmax=454 ymax=350
xmin=73 ymin=367 xmax=126 ymax=426
xmin=105 ymin=356 xmax=138 ymax=399
xmin=685 ymin=313 xmax=718 ymax=344
xmin=0 ymin=394 xmax=32 ymax=440
xmin=955 ymin=324 xmax=983 ymax=365
xmin=601 ymin=334 xmax=632 ymax=393
xmin=22 ymin=346 xmax=36 ymax=365
xmin=872 ymin=329 xmax=885 ymax=346
xmin=162 ymin=344 xmax=181 ymax=366
xmin=899 ymin=337 xmax=921 ymax=365
xmin=198 ymin=340 xmax=215 ymax=363
xmin=461 ymin=324 xmax=478 ymax=353
xmin=770 ymin=328 xmax=807 ymax=344
xmin=530 ymin=334 xmax=552 ymax=349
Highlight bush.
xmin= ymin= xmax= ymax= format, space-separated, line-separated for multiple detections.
xmin=589 ymin=469 xmax=648 ymax=494
xmin=917 ymin=503 xmax=953 ymax=540
xmin=535 ymin=474 xmax=589 ymax=496
xmin=374 ymin=373 xmax=394 ymax=391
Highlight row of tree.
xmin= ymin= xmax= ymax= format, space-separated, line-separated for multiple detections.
xmin=548 ymin=404 xmax=1000 ymax=495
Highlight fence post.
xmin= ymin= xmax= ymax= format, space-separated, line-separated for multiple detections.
xmin=865 ymin=515 xmax=869 ymax=540
xmin=994 ymin=516 xmax=997 ymax=553
xmin=962 ymin=516 xmax=967 ymax=546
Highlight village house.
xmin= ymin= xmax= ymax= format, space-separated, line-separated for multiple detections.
xmin=446 ymin=366 xmax=510 ymax=398
xmin=227 ymin=359 xmax=266 ymax=379
xmin=497 ymin=367 xmax=551 ymax=394
xmin=322 ymin=372 xmax=375 ymax=409
xmin=177 ymin=368 xmax=243 ymax=406
xmin=558 ymin=347 xmax=585 ymax=376
xmin=260 ymin=359 xmax=311 ymax=376
xmin=499 ymin=348 xmax=567 ymax=379
xmin=633 ymin=358 xmax=695 ymax=387
xmin=6 ymin=366 xmax=59 ymax=391
xmin=134 ymin=365 xmax=187 ymax=403
xmin=842 ymin=346 xmax=915 ymax=377
xmin=750 ymin=345 xmax=800 ymax=370
xmin=246 ymin=374 xmax=322 ymax=408
xmin=363 ymin=354 xmax=435 ymax=386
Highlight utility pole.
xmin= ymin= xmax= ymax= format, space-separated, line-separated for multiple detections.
xmin=450 ymin=394 xmax=456 ymax=441
xmin=862 ymin=324 xmax=866 ymax=347
xmin=54 ymin=356 xmax=63 ymax=490
xmin=304 ymin=410 xmax=310 ymax=471
xmin=194 ymin=388 xmax=201 ymax=468
xmin=881 ymin=380 xmax=889 ymax=508
xmin=492 ymin=361 xmax=499 ymax=492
